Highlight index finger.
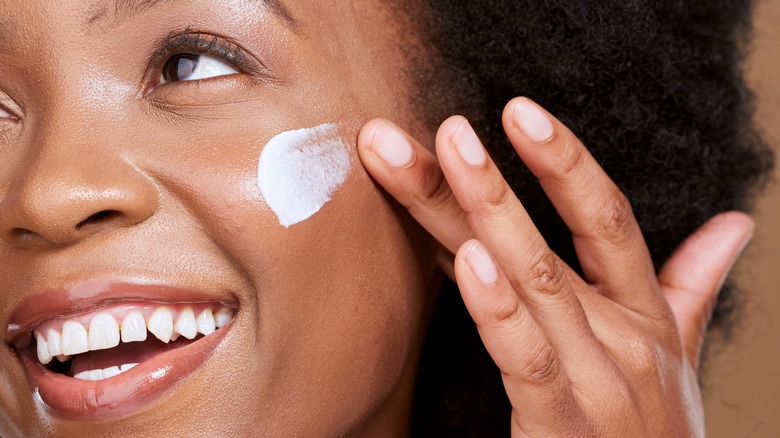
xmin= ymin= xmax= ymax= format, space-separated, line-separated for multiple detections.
xmin=357 ymin=118 xmax=473 ymax=254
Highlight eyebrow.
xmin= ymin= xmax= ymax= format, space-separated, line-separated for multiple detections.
xmin=85 ymin=0 xmax=298 ymax=30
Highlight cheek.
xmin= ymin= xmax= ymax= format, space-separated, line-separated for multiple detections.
xmin=249 ymin=140 xmax=436 ymax=432
xmin=257 ymin=123 xmax=351 ymax=228
xmin=149 ymin=123 xmax=436 ymax=432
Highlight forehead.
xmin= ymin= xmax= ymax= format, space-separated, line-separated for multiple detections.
xmin=0 ymin=0 xmax=415 ymax=58
xmin=0 ymin=0 xmax=296 ymax=37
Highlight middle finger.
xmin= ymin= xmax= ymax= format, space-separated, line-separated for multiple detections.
xmin=502 ymin=98 xmax=666 ymax=318
xmin=436 ymin=115 xmax=603 ymax=364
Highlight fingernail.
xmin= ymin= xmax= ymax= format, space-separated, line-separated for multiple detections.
xmin=465 ymin=241 xmax=499 ymax=285
xmin=715 ymin=214 xmax=755 ymax=293
xmin=730 ymin=220 xmax=755 ymax=268
xmin=452 ymin=118 xmax=487 ymax=166
xmin=513 ymin=99 xmax=554 ymax=143
xmin=370 ymin=121 xmax=415 ymax=168
xmin=738 ymin=225 xmax=755 ymax=256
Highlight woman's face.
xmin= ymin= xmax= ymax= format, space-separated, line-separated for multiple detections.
xmin=0 ymin=1 xmax=440 ymax=435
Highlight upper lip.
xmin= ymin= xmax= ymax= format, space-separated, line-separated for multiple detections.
xmin=5 ymin=276 xmax=238 ymax=347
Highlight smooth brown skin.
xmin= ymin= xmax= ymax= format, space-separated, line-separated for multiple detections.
xmin=0 ymin=1 xmax=437 ymax=436
xmin=0 ymin=0 xmax=754 ymax=437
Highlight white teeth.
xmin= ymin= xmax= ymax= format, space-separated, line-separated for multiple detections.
xmin=61 ymin=321 xmax=89 ymax=355
xmin=102 ymin=366 xmax=121 ymax=379
xmin=88 ymin=313 xmax=120 ymax=351
xmin=147 ymin=307 xmax=174 ymax=343
xmin=120 ymin=363 xmax=138 ymax=372
xmin=74 ymin=363 xmax=139 ymax=381
xmin=174 ymin=307 xmax=198 ymax=340
xmin=34 ymin=304 xmax=233 ymax=366
xmin=47 ymin=329 xmax=63 ymax=357
xmin=35 ymin=333 xmax=52 ymax=365
xmin=196 ymin=308 xmax=216 ymax=336
xmin=121 ymin=312 xmax=147 ymax=343
xmin=214 ymin=307 xmax=234 ymax=328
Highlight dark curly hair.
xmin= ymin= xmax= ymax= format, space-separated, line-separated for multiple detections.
xmin=401 ymin=0 xmax=775 ymax=435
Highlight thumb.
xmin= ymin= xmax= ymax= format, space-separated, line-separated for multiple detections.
xmin=658 ymin=211 xmax=755 ymax=369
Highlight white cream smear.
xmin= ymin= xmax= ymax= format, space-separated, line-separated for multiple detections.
xmin=257 ymin=123 xmax=351 ymax=228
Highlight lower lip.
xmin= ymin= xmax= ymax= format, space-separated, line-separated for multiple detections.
xmin=19 ymin=322 xmax=231 ymax=421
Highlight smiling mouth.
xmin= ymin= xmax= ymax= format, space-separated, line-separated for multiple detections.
xmin=28 ymin=303 xmax=234 ymax=380
xmin=7 ymin=282 xmax=239 ymax=420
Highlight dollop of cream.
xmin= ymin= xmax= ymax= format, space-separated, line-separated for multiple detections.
xmin=257 ymin=123 xmax=351 ymax=228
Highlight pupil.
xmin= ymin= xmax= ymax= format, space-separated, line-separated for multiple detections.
xmin=163 ymin=53 xmax=200 ymax=82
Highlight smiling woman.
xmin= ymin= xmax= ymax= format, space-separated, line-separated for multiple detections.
xmin=0 ymin=1 xmax=442 ymax=435
xmin=0 ymin=0 xmax=772 ymax=437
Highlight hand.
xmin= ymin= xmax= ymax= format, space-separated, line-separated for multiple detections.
xmin=357 ymin=97 xmax=754 ymax=437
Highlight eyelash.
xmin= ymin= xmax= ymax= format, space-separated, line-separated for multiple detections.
xmin=147 ymin=29 xmax=261 ymax=87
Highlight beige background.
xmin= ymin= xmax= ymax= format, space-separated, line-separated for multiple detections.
xmin=704 ymin=0 xmax=780 ymax=436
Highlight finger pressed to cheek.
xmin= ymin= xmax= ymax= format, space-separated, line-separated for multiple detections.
xmin=367 ymin=120 xmax=416 ymax=169
xmin=357 ymin=119 xmax=472 ymax=255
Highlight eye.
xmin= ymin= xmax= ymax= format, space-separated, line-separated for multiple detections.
xmin=160 ymin=53 xmax=239 ymax=85
xmin=0 ymin=106 xmax=13 ymax=119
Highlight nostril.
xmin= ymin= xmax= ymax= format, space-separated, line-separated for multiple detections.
xmin=5 ymin=210 xmax=126 ymax=247
xmin=76 ymin=210 xmax=123 ymax=230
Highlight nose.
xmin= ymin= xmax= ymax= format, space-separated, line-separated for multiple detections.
xmin=0 ymin=128 xmax=159 ymax=248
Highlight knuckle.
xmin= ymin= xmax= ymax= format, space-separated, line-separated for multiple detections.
xmin=518 ymin=338 xmax=561 ymax=386
xmin=409 ymin=164 xmax=453 ymax=212
xmin=462 ymin=177 xmax=514 ymax=220
xmin=474 ymin=294 xmax=526 ymax=331
xmin=478 ymin=179 xmax=514 ymax=211
xmin=622 ymin=332 xmax=662 ymax=376
xmin=491 ymin=297 xmax=523 ymax=325
xmin=519 ymin=250 xmax=567 ymax=296
xmin=553 ymin=138 xmax=587 ymax=178
xmin=595 ymin=191 xmax=636 ymax=245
